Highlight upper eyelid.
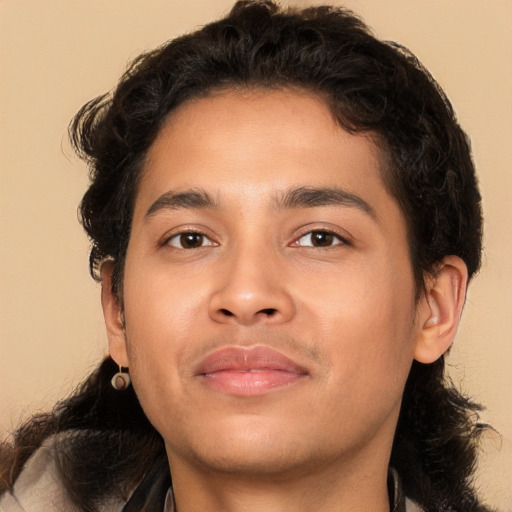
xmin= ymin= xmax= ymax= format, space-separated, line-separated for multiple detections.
xmin=293 ymin=231 xmax=348 ymax=247
xmin=292 ymin=225 xmax=351 ymax=243
xmin=158 ymin=224 xmax=352 ymax=246
xmin=161 ymin=227 xmax=217 ymax=246
xmin=164 ymin=232 xmax=219 ymax=251
xmin=298 ymin=230 xmax=345 ymax=240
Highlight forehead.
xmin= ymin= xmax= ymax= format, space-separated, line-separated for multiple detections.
xmin=136 ymin=88 xmax=395 ymax=219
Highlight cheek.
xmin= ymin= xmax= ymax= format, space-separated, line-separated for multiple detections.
xmin=305 ymin=257 xmax=417 ymax=377
xmin=120 ymin=264 xmax=207 ymax=391
xmin=310 ymin=255 xmax=414 ymax=328
xmin=123 ymin=255 xmax=207 ymax=333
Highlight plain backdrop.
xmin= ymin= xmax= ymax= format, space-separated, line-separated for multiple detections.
xmin=1 ymin=1 xmax=511 ymax=509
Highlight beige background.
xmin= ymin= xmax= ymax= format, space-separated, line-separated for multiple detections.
xmin=1 ymin=1 xmax=511 ymax=509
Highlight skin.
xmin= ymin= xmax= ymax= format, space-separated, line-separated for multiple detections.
xmin=102 ymin=89 xmax=467 ymax=511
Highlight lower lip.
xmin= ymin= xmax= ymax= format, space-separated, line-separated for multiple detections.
xmin=200 ymin=369 xmax=305 ymax=396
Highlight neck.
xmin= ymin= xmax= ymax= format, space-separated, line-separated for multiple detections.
xmin=168 ymin=451 xmax=391 ymax=512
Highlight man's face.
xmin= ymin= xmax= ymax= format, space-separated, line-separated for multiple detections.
xmin=108 ymin=89 xmax=426 ymax=479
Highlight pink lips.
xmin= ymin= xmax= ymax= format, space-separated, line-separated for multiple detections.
xmin=195 ymin=346 xmax=308 ymax=396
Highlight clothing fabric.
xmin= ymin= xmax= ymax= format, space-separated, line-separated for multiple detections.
xmin=0 ymin=437 xmax=422 ymax=512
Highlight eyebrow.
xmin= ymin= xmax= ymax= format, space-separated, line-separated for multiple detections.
xmin=273 ymin=186 xmax=376 ymax=219
xmin=144 ymin=185 xmax=376 ymax=220
xmin=145 ymin=189 xmax=217 ymax=220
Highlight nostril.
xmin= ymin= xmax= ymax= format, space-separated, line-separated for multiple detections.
xmin=215 ymin=307 xmax=278 ymax=320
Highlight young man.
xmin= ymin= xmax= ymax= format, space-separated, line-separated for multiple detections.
xmin=0 ymin=2 xmax=492 ymax=511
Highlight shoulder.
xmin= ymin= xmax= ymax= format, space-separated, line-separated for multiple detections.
xmin=405 ymin=497 xmax=423 ymax=512
xmin=0 ymin=435 xmax=76 ymax=512
xmin=0 ymin=434 xmax=125 ymax=512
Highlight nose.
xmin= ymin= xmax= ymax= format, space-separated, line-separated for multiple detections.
xmin=208 ymin=246 xmax=295 ymax=326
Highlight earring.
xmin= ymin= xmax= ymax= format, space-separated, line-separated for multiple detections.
xmin=111 ymin=365 xmax=131 ymax=390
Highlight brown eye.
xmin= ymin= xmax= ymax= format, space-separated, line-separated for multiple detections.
xmin=167 ymin=232 xmax=215 ymax=249
xmin=296 ymin=230 xmax=344 ymax=247
xmin=311 ymin=232 xmax=334 ymax=247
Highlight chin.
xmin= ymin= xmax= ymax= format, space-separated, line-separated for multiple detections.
xmin=167 ymin=420 xmax=338 ymax=480
xmin=185 ymin=444 xmax=315 ymax=479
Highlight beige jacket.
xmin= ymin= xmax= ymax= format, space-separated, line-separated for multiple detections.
xmin=0 ymin=438 xmax=421 ymax=512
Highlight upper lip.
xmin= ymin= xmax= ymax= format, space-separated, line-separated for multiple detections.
xmin=194 ymin=346 xmax=309 ymax=376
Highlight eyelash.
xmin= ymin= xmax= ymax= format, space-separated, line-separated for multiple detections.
xmin=164 ymin=230 xmax=217 ymax=249
xmin=162 ymin=227 xmax=350 ymax=250
xmin=292 ymin=229 xmax=350 ymax=248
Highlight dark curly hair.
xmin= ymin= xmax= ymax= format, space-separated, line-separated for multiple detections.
xmin=1 ymin=2 xmax=491 ymax=511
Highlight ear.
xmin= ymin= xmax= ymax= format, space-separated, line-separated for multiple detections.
xmin=414 ymin=255 xmax=469 ymax=364
xmin=101 ymin=261 xmax=129 ymax=368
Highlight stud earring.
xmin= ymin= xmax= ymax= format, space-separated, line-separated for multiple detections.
xmin=111 ymin=366 xmax=131 ymax=390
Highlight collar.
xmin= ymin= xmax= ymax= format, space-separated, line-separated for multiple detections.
xmin=389 ymin=467 xmax=407 ymax=512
